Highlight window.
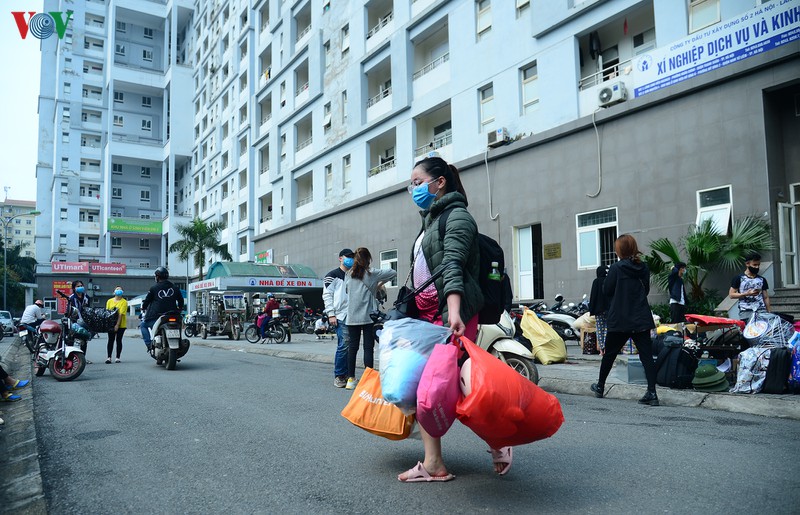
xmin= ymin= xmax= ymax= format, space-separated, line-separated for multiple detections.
xmin=689 ymin=0 xmax=719 ymax=33
xmin=476 ymin=0 xmax=492 ymax=39
xmin=60 ymin=209 xmax=68 ymax=220
xmin=61 ymin=183 xmax=68 ymax=195
xmin=64 ymin=82 xmax=71 ymax=94
xmin=341 ymin=24 xmax=350 ymax=56
xmin=111 ymin=237 xmax=122 ymax=248
xmin=144 ymin=27 xmax=154 ymax=39
xmin=521 ymin=62 xmax=538 ymax=114
xmin=141 ymin=120 xmax=152 ymax=131
xmin=111 ymin=210 xmax=122 ymax=217
xmin=142 ymin=96 xmax=152 ymax=107
xmin=323 ymin=40 xmax=331 ymax=67
xmin=112 ymin=188 xmax=122 ymax=199
xmin=139 ymin=239 xmax=150 ymax=250
xmin=343 ymin=154 xmax=351 ymax=186
xmin=140 ymin=190 xmax=151 ymax=202
xmin=696 ymin=185 xmax=732 ymax=234
xmin=62 ymin=132 xmax=69 ymax=143
xmin=116 ymin=21 xmax=126 ymax=32
xmin=576 ymin=208 xmax=618 ymax=269
xmin=113 ymin=115 xmax=124 ymax=126
xmin=516 ymin=0 xmax=530 ymax=18
xmin=380 ymin=250 xmax=398 ymax=287
xmin=633 ymin=28 xmax=656 ymax=55
xmin=141 ymin=167 xmax=151 ymax=177
xmin=140 ymin=262 xmax=151 ymax=269
xmin=114 ymin=91 xmax=124 ymax=103
xmin=325 ymin=164 xmax=333 ymax=194
xmin=115 ymin=43 xmax=126 ymax=56
xmin=112 ymin=163 xmax=123 ymax=175
xmin=341 ymin=90 xmax=348 ymax=123
xmin=479 ymin=84 xmax=495 ymax=128
xmin=59 ymin=234 xmax=67 ymax=246
xmin=63 ymin=107 xmax=70 ymax=120
xmin=140 ymin=213 xmax=151 ymax=219
xmin=323 ymin=102 xmax=332 ymax=131
xmin=142 ymin=49 xmax=153 ymax=61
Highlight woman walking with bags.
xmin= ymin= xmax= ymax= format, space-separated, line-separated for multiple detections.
xmin=105 ymin=286 xmax=128 ymax=363
xmin=397 ymin=156 xmax=512 ymax=483
xmin=344 ymin=247 xmax=396 ymax=390
xmin=591 ymin=234 xmax=659 ymax=406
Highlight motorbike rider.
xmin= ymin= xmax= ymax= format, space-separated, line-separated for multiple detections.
xmin=20 ymin=299 xmax=47 ymax=330
xmin=140 ymin=267 xmax=185 ymax=352
xmin=260 ymin=293 xmax=280 ymax=340
xmin=68 ymin=280 xmax=92 ymax=360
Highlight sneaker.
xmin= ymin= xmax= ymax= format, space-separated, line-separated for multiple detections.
xmin=333 ymin=377 xmax=347 ymax=388
xmin=115 ymin=358 xmax=121 ymax=363
xmin=345 ymin=377 xmax=357 ymax=390
xmin=590 ymin=383 xmax=604 ymax=398
xmin=105 ymin=358 xmax=112 ymax=364
xmin=638 ymin=390 xmax=659 ymax=406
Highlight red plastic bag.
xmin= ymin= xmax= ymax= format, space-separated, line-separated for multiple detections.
xmin=416 ymin=343 xmax=461 ymax=438
xmin=456 ymin=337 xmax=564 ymax=449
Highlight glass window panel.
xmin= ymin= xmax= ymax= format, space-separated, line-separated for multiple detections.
xmin=578 ymin=231 xmax=599 ymax=268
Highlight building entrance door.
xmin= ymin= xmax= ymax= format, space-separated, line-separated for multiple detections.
xmin=516 ymin=224 xmax=544 ymax=301
xmin=778 ymin=199 xmax=799 ymax=287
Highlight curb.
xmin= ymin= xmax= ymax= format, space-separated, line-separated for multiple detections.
xmin=0 ymin=338 xmax=47 ymax=514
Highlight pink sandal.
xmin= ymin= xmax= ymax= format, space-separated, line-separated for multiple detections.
xmin=398 ymin=462 xmax=455 ymax=483
xmin=489 ymin=447 xmax=513 ymax=476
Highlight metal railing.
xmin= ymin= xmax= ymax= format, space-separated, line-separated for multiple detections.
xmin=261 ymin=112 xmax=272 ymax=124
xmin=296 ymin=195 xmax=312 ymax=207
xmin=578 ymin=58 xmax=632 ymax=90
xmin=296 ymin=136 xmax=313 ymax=151
xmin=367 ymin=12 xmax=393 ymax=40
xmin=414 ymin=130 xmax=452 ymax=157
xmin=412 ymin=52 xmax=449 ymax=81
xmin=366 ymin=86 xmax=392 ymax=107
xmin=368 ymin=158 xmax=396 ymax=177
xmin=295 ymin=82 xmax=309 ymax=96
xmin=296 ymin=24 xmax=311 ymax=42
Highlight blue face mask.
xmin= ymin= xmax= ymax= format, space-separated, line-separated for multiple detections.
xmin=114 ymin=289 xmax=124 ymax=296
xmin=412 ymin=181 xmax=438 ymax=210
xmin=75 ymin=286 xmax=86 ymax=294
xmin=343 ymin=257 xmax=354 ymax=268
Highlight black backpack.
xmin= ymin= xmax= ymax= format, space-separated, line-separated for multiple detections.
xmin=763 ymin=347 xmax=791 ymax=394
xmin=438 ymin=207 xmax=512 ymax=324
xmin=655 ymin=338 xmax=698 ymax=389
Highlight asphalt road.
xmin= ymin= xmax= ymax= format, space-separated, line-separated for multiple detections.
xmin=31 ymin=338 xmax=800 ymax=514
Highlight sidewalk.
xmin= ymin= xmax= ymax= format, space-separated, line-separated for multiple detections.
xmin=190 ymin=332 xmax=800 ymax=421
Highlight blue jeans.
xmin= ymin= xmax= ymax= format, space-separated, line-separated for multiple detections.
xmin=140 ymin=319 xmax=156 ymax=346
xmin=334 ymin=321 xmax=348 ymax=378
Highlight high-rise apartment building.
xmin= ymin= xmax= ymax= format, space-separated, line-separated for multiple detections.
xmin=1 ymin=199 xmax=38 ymax=259
xmin=35 ymin=0 xmax=800 ymax=306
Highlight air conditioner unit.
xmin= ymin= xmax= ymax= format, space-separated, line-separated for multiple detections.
xmin=487 ymin=127 xmax=510 ymax=148
xmin=598 ymin=81 xmax=627 ymax=107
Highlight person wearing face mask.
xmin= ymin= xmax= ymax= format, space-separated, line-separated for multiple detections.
xmin=729 ymin=251 xmax=771 ymax=322
xmin=343 ymin=247 xmax=396 ymax=390
xmin=68 ymin=280 xmax=92 ymax=361
xmin=322 ymin=248 xmax=354 ymax=388
xmin=397 ymin=157 xmax=515 ymax=483
xmin=105 ymin=286 xmax=128 ymax=363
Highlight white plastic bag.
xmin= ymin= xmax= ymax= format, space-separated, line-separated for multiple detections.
xmin=730 ymin=347 xmax=771 ymax=394
xmin=378 ymin=318 xmax=451 ymax=412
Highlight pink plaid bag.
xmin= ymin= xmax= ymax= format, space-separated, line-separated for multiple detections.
xmin=416 ymin=343 xmax=461 ymax=438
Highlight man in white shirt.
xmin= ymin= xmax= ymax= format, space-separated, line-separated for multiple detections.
xmin=20 ymin=299 xmax=47 ymax=329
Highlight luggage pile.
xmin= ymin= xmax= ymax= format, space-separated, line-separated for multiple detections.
xmin=731 ymin=312 xmax=799 ymax=394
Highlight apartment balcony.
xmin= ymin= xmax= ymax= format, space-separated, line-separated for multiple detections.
xmin=415 ymin=130 xmax=453 ymax=163
xmin=367 ymin=159 xmax=396 ymax=194
xmin=258 ymin=215 xmax=273 ymax=234
xmin=366 ymin=87 xmax=392 ymax=122
xmin=366 ymin=12 xmax=394 ymax=52
xmin=295 ymin=137 xmax=313 ymax=163
xmin=412 ymin=53 xmax=450 ymax=98
xmin=577 ymin=58 xmax=640 ymax=117
xmin=295 ymin=82 xmax=309 ymax=105
xmin=78 ymin=245 xmax=101 ymax=257
xmin=296 ymin=25 xmax=312 ymax=48
xmin=79 ymin=221 xmax=101 ymax=233
xmin=296 ymin=196 xmax=313 ymax=220
xmin=238 ymin=218 xmax=249 ymax=230
xmin=259 ymin=113 xmax=272 ymax=137
xmin=80 ymin=145 xmax=102 ymax=159
xmin=80 ymin=170 xmax=102 ymax=183
xmin=368 ymin=158 xmax=395 ymax=178
xmin=82 ymin=94 xmax=103 ymax=107
xmin=81 ymin=120 xmax=102 ymax=132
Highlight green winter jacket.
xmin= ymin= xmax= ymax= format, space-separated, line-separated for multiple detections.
xmin=414 ymin=192 xmax=484 ymax=326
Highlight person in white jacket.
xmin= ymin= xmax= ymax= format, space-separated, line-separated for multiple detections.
xmin=322 ymin=248 xmax=354 ymax=388
xmin=344 ymin=247 xmax=397 ymax=390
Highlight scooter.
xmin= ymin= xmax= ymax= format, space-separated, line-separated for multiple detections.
xmin=33 ymin=307 xmax=87 ymax=381
xmin=148 ymin=311 xmax=190 ymax=370
xmin=535 ymin=296 xmax=580 ymax=341
xmin=476 ymin=311 xmax=540 ymax=384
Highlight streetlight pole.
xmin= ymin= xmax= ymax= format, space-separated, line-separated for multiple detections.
xmin=2 ymin=209 xmax=41 ymax=310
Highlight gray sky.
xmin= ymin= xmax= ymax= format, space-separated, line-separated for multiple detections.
xmin=1 ymin=1 xmax=43 ymax=203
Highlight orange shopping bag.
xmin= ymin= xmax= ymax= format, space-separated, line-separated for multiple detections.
xmin=340 ymin=368 xmax=414 ymax=441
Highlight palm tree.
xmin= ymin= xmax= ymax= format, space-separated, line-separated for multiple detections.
xmin=168 ymin=218 xmax=232 ymax=281
xmin=645 ymin=215 xmax=775 ymax=302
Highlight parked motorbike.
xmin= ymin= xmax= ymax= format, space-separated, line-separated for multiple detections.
xmin=183 ymin=311 xmax=201 ymax=338
xmin=17 ymin=323 xmax=39 ymax=354
xmin=33 ymin=308 xmax=87 ymax=381
xmin=534 ymin=295 xmax=581 ymax=341
xmin=148 ymin=311 xmax=190 ymax=370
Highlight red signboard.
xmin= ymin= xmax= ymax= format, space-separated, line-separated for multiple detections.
xmin=51 ymin=261 xmax=89 ymax=273
xmin=52 ymin=280 xmax=72 ymax=314
xmin=89 ymin=263 xmax=127 ymax=274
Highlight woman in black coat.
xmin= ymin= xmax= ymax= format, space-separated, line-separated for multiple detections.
xmin=591 ymin=234 xmax=659 ymax=406
xmin=588 ymin=264 xmax=610 ymax=354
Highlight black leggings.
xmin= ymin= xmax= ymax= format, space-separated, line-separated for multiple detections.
xmin=597 ymin=330 xmax=657 ymax=392
xmin=107 ymin=329 xmax=125 ymax=358
xmin=0 ymin=364 xmax=8 ymax=380
xmin=346 ymin=323 xmax=375 ymax=378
